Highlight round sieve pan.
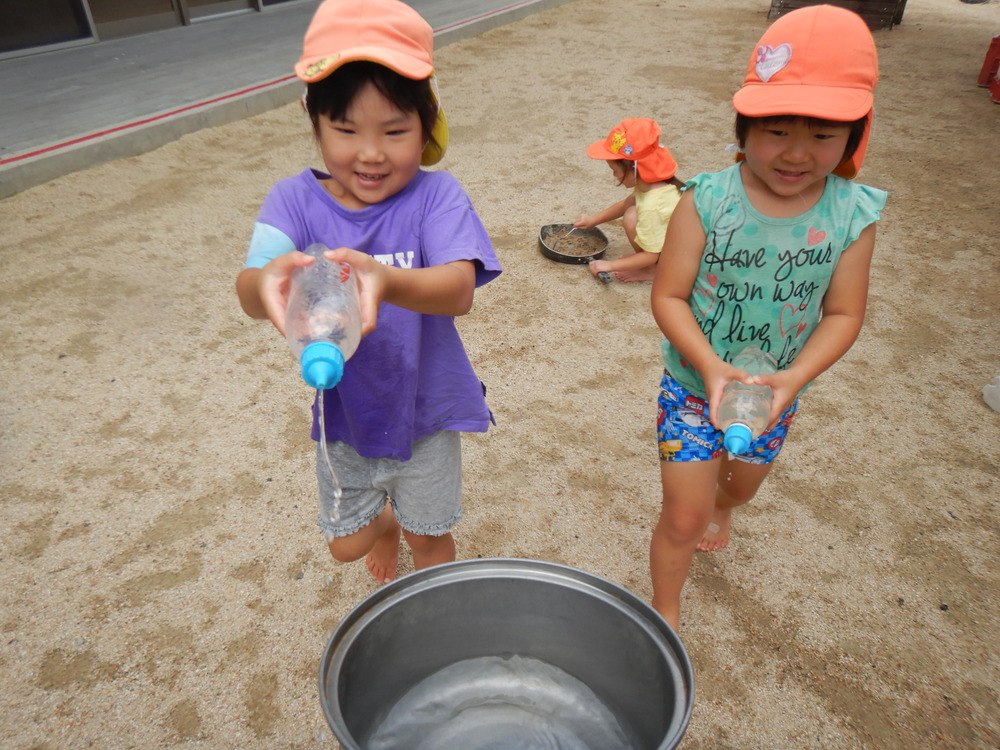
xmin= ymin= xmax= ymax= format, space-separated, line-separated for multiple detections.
xmin=538 ymin=224 xmax=608 ymax=264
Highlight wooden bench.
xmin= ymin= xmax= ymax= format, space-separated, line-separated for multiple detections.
xmin=767 ymin=0 xmax=907 ymax=29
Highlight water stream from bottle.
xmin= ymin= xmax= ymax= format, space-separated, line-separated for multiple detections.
xmin=317 ymin=388 xmax=342 ymax=521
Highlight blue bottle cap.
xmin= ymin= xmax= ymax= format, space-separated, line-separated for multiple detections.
xmin=300 ymin=341 xmax=345 ymax=390
xmin=723 ymin=423 xmax=752 ymax=455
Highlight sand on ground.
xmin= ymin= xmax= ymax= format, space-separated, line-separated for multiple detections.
xmin=2 ymin=0 xmax=998 ymax=747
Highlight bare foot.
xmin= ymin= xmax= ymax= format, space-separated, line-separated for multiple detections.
xmin=615 ymin=267 xmax=656 ymax=282
xmin=366 ymin=505 xmax=400 ymax=583
xmin=696 ymin=509 xmax=732 ymax=551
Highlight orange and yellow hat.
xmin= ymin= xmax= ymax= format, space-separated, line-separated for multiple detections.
xmin=295 ymin=0 xmax=447 ymax=166
xmin=732 ymin=4 xmax=878 ymax=179
xmin=586 ymin=118 xmax=678 ymax=182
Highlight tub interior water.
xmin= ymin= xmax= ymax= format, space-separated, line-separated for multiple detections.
xmin=366 ymin=654 xmax=638 ymax=750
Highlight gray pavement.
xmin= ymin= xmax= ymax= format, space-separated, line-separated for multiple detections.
xmin=0 ymin=0 xmax=569 ymax=199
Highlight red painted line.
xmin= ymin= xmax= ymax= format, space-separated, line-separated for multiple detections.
xmin=0 ymin=2 xmax=540 ymax=168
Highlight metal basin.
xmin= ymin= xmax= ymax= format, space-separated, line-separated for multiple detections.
xmin=319 ymin=558 xmax=694 ymax=749
xmin=539 ymin=224 xmax=608 ymax=264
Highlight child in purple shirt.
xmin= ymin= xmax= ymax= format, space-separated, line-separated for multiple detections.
xmin=236 ymin=0 xmax=500 ymax=583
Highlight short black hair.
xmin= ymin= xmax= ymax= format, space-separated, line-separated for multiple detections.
xmin=734 ymin=113 xmax=868 ymax=166
xmin=305 ymin=61 xmax=438 ymax=151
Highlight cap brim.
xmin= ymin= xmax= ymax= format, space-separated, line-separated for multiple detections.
xmin=586 ymin=140 xmax=624 ymax=161
xmin=733 ymin=84 xmax=873 ymax=122
xmin=296 ymin=46 xmax=433 ymax=83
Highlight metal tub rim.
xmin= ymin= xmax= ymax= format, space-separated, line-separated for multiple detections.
xmin=319 ymin=557 xmax=694 ymax=750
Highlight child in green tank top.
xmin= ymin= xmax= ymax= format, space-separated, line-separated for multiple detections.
xmin=648 ymin=5 xmax=887 ymax=630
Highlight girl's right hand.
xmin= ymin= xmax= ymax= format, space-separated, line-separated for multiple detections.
xmin=573 ymin=214 xmax=595 ymax=230
xmin=701 ymin=358 xmax=751 ymax=430
xmin=588 ymin=259 xmax=612 ymax=276
xmin=257 ymin=250 xmax=316 ymax=336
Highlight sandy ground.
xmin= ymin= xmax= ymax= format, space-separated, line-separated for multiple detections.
xmin=2 ymin=0 xmax=999 ymax=747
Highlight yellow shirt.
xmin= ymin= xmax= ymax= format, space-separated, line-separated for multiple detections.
xmin=634 ymin=184 xmax=682 ymax=253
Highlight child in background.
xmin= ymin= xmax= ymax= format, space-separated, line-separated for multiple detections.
xmin=649 ymin=5 xmax=887 ymax=629
xmin=235 ymin=0 xmax=501 ymax=583
xmin=575 ymin=118 xmax=684 ymax=282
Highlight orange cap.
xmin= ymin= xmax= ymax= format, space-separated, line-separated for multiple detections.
xmin=296 ymin=0 xmax=433 ymax=82
xmin=732 ymin=5 xmax=878 ymax=178
xmin=586 ymin=118 xmax=678 ymax=182
xmin=295 ymin=0 xmax=447 ymax=165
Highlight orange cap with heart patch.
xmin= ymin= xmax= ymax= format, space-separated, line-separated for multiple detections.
xmin=732 ymin=5 xmax=878 ymax=178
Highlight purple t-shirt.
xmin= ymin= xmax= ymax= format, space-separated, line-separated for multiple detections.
xmin=248 ymin=168 xmax=501 ymax=460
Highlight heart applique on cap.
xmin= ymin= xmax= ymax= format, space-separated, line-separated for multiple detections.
xmin=755 ymin=43 xmax=792 ymax=82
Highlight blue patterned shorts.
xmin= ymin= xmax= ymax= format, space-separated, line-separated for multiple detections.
xmin=656 ymin=372 xmax=797 ymax=464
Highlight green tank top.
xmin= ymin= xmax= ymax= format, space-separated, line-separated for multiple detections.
xmin=662 ymin=164 xmax=886 ymax=397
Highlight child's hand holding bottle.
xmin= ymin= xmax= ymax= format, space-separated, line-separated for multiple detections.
xmin=284 ymin=244 xmax=362 ymax=390
xmin=322 ymin=246 xmax=478 ymax=336
xmin=255 ymin=245 xmax=385 ymax=340
xmin=702 ymin=357 xmax=751 ymax=430
xmin=761 ymin=366 xmax=811 ymax=430
xmin=256 ymin=250 xmax=321 ymax=336
xmin=322 ymin=246 xmax=389 ymax=337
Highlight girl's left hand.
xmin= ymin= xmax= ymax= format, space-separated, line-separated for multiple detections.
xmin=322 ymin=247 xmax=387 ymax=337
xmin=751 ymin=369 xmax=804 ymax=432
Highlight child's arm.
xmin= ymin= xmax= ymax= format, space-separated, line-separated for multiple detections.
xmin=590 ymin=250 xmax=657 ymax=276
xmin=324 ymin=247 xmax=476 ymax=336
xmin=237 ymin=248 xmax=476 ymax=338
xmin=236 ymin=268 xmax=267 ymax=319
xmin=574 ymin=195 xmax=634 ymax=230
xmin=759 ymin=222 xmax=877 ymax=427
xmin=235 ymin=251 xmax=315 ymax=334
xmin=651 ymin=191 xmax=745 ymax=425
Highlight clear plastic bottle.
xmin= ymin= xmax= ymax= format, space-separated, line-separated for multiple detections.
xmin=717 ymin=346 xmax=777 ymax=455
xmin=284 ymin=244 xmax=361 ymax=390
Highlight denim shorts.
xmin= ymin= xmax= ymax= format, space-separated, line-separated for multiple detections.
xmin=656 ymin=372 xmax=797 ymax=464
xmin=316 ymin=430 xmax=462 ymax=541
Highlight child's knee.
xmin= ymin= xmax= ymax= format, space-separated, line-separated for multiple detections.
xmin=401 ymin=529 xmax=449 ymax=554
xmin=657 ymin=508 xmax=712 ymax=544
xmin=719 ymin=481 xmax=757 ymax=506
xmin=327 ymin=536 xmax=367 ymax=563
xmin=719 ymin=462 xmax=773 ymax=505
